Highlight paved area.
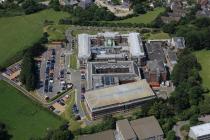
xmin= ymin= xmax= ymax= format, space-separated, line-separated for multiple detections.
xmin=37 ymin=45 xmax=66 ymax=99
xmin=173 ymin=121 xmax=189 ymax=140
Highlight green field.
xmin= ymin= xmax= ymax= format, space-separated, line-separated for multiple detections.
xmin=194 ymin=50 xmax=210 ymax=89
xmin=144 ymin=32 xmax=170 ymax=40
xmin=0 ymin=81 xmax=64 ymax=140
xmin=0 ymin=9 xmax=69 ymax=67
xmin=113 ymin=7 xmax=165 ymax=24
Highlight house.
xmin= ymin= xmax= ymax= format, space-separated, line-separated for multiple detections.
xmin=79 ymin=116 xmax=164 ymax=140
xmin=115 ymin=116 xmax=164 ymax=140
xmin=196 ymin=0 xmax=210 ymax=17
xmin=144 ymin=60 xmax=167 ymax=87
xmin=144 ymin=42 xmax=167 ymax=87
xmin=189 ymin=123 xmax=210 ymax=140
xmin=59 ymin=0 xmax=78 ymax=6
xmin=78 ymin=0 xmax=93 ymax=9
xmin=161 ymin=0 xmax=187 ymax=23
xmin=116 ymin=119 xmax=137 ymax=140
xmin=130 ymin=116 xmax=164 ymax=140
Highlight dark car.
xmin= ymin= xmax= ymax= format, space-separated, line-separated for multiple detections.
xmin=49 ymin=106 xmax=55 ymax=111
xmin=81 ymin=87 xmax=85 ymax=93
xmin=49 ymin=86 xmax=53 ymax=92
xmin=81 ymin=75 xmax=86 ymax=80
xmin=51 ymin=49 xmax=56 ymax=55
xmin=81 ymin=94 xmax=85 ymax=101
xmin=75 ymin=115 xmax=81 ymax=120
xmin=44 ymin=85 xmax=48 ymax=92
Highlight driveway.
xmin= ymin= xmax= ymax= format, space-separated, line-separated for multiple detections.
xmin=173 ymin=121 xmax=189 ymax=140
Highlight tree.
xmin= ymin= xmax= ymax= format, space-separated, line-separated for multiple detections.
xmin=199 ymin=96 xmax=210 ymax=115
xmin=134 ymin=4 xmax=146 ymax=14
xmin=32 ymin=123 xmax=74 ymax=140
xmin=162 ymin=21 xmax=177 ymax=34
xmin=166 ymin=130 xmax=176 ymax=140
xmin=0 ymin=122 xmax=11 ymax=140
xmin=20 ymin=50 xmax=37 ymax=91
xmin=49 ymin=0 xmax=60 ymax=11
xmin=22 ymin=0 xmax=45 ymax=14
xmin=189 ymin=115 xmax=199 ymax=126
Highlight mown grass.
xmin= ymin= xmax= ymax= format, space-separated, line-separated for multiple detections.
xmin=112 ymin=7 xmax=165 ymax=24
xmin=61 ymin=91 xmax=81 ymax=133
xmin=0 ymin=81 xmax=64 ymax=140
xmin=0 ymin=9 xmax=69 ymax=68
xmin=70 ymin=53 xmax=78 ymax=70
xmin=194 ymin=50 xmax=210 ymax=89
xmin=144 ymin=31 xmax=170 ymax=40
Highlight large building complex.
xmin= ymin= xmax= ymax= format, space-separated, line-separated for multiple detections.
xmin=77 ymin=32 xmax=185 ymax=119
xmin=189 ymin=123 xmax=210 ymax=140
xmin=84 ymin=80 xmax=155 ymax=119
xmin=78 ymin=32 xmax=145 ymax=66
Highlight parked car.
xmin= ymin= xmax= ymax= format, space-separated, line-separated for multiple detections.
xmin=81 ymin=87 xmax=85 ymax=93
xmin=49 ymin=106 xmax=55 ymax=111
xmin=81 ymin=75 xmax=86 ymax=80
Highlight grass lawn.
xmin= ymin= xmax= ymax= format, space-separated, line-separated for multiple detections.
xmin=194 ymin=50 xmax=210 ymax=89
xmin=144 ymin=32 xmax=170 ymax=40
xmin=70 ymin=53 xmax=78 ymax=70
xmin=112 ymin=7 xmax=165 ymax=24
xmin=45 ymin=25 xmax=70 ymax=41
xmin=0 ymin=9 xmax=69 ymax=68
xmin=61 ymin=91 xmax=81 ymax=133
xmin=0 ymin=81 xmax=64 ymax=140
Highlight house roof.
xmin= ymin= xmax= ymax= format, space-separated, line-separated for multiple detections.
xmin=130 ymin=116 xmax=164 ymax=139
xmin=172 ymin=37 xmax=185 ymax=49
xmin=190 ymin=123 xmax=210 ymax=137
xmin=147 ymin=60 xmax=165 ymax=73
xmin=146 ymin=42 xmax=165 ymax=62
xmin=85 ymin=80 xmax=155 ymax=111
xmin=167 ymin=49 xmax=177 ymax=62
xmin=116 ymin=119 xmax=137 ymax=140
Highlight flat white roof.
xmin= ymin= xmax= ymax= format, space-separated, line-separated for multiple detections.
xmin=78 ymin=34 xmax=91 ymax=59
xmin=85 ymin=79 xmax=155 ymax=111
xmin=128 ymin=33 xmax=144 ymax=57
xmin=190 ymin=123 xmax=210 ymax=137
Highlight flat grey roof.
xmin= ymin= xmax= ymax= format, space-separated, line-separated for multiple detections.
xmin=130 ymin=116 xmax=164 ymax=139
xmin=85 ymin=79 xmax=155 ymax=111
xmin=116 ymin=119 xmax=137 ymax=140
xmin=78 ymin=130 xmax=115 ymax=140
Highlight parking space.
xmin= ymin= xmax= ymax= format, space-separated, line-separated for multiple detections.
xmin=37 ymin=45 xmax=73 ymax=100
xmin=2 ymin=62 xmax=22 ymax=85
xmin=49 ymin=94 xmax=70 ymax=115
